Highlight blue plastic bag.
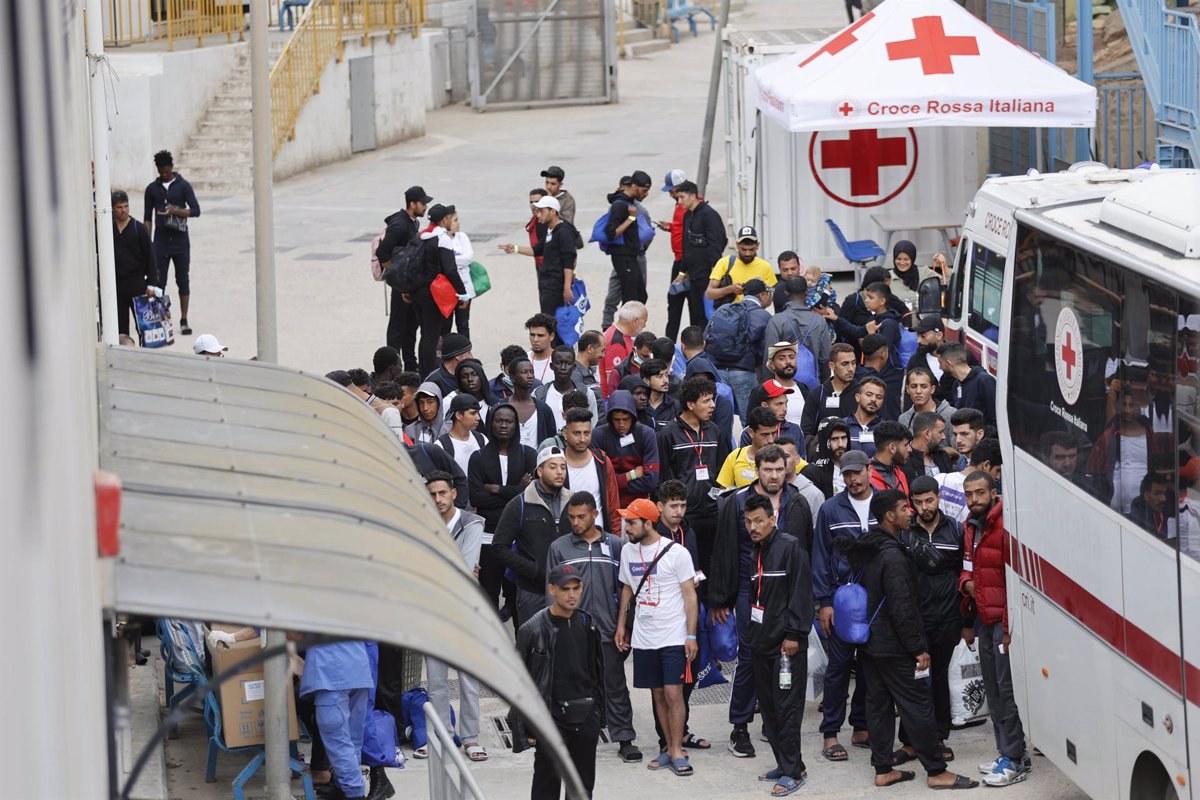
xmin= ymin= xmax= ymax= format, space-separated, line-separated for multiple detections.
xmin=555 ymin=279 xmax=591 ymax=347
xmin=401 ymin=687 xmax=457 ymax=749
xmin=132 ymin=294 xmax=174 ymax=348
xmin=694 ymin=606 xmax=728 ymax=689
xmin=708 ymin=607 xmax=739 ymax=663
xmin=362 ymin=709 xmax=405 ymax=768
xmin=589 ymin=207 xmax=656 ymax=253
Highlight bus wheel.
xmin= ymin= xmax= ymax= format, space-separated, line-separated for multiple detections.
xmin=1130 ymin=752 xmax=1178 ymax=800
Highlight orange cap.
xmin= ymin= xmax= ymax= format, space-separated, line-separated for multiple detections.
xmin=619 ymin=498 xmax=661 ymax=522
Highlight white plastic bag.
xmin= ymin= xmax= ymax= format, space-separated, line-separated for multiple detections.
xmin=948 ymin=639 xmax=989 ymax=725
xmin=806 ymin=627 xmax=828 ymax=702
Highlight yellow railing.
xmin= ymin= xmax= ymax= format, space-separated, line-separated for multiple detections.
xmin=103 ymin=0 xmax=286 ymax=49
xmin=629 ymin=0 xmax=668 ymax=38
xmin=269 ymin=0 xmax=425 ymax=156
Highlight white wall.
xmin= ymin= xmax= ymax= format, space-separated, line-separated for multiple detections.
xmin=274 ymin=30 xmax=439 ymax=181
xmin=107 ymin=42 xmax=246 ymax=192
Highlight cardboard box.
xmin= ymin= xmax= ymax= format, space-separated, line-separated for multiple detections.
xmin=210 ymin=632 xmax=300 ymax=749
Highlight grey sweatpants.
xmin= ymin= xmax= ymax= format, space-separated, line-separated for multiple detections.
xmin=977 ymin=620 xmax=1026 ymax=760
xmin=426 ymin=657 xmax=481 ymax=743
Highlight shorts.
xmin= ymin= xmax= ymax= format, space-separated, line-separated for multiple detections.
xmin=633 ymin=645 xmax=687 ymax=689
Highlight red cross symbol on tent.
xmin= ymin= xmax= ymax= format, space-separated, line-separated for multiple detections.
xmin=886 ymin=16 xmax=980 ymax=75
xmin=809 ymin=128 xmax=918 ymax=208
xmin=799 ymin=12 xmax=876 ymax=68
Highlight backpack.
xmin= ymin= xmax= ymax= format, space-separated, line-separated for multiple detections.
xmin=703 ymin=299 xmax=751 ymax=362
xmin=832 ymin=569 xmax=885 ymax=644
xmin=784 ymin=317 xmax=821 ymax=388
xmin=382 ymin=238 xmax=426 ymax=292
xmin=370 ymin=231 xmax=386 ymax=281
xmin=589 ymin=202 xmax=656 ymax=254
xmin=898 ymin=326 xmax=919 ymax=366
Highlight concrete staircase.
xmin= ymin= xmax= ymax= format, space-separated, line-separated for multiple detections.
xmin=178 ymin=37 xmax=287 ymax=195
xmin=619 ymin=1 xmax=743 ymax=60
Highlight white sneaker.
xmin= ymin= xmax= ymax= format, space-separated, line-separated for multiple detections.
xmin=982 ymin=755 xmax=1029 ymax=787
xmin=978 ymin=757 xmax=1000 ymax=776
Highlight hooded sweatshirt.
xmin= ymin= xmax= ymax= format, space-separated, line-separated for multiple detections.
xmin=442 ymin=359 xmax=495 ymax=424
xmin=836 ymin=528 xmax=928 ymax=658
xmin=804 ymin=417 xmax=850 ymax=499
xmin=592 ymin=390 xmax=660 ymax=506
xmin=404 ymin=381 xmax=450 ymax=444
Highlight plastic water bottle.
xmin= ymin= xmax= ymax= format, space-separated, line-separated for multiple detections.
xmin=779 ymin=653 xmax=792 ymax=690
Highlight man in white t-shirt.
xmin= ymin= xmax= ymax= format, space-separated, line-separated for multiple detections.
xmin=437 ymin=394 xmax=488 ymax=478
xmin=763 ymin=341 xmax=808 ymax=429
xmin=561 ymin=407 xmax=621 ymax=536
xmin=615 ymin=499 xmax=699 ymax=776
xmin=936 ymin=437 xmax=1002 ymax=524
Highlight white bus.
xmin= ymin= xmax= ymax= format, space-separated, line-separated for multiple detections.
xmin=936 ymin=164 xmax=1200 ymax=799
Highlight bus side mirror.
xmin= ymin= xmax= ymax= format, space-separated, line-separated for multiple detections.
xmin=918 ymin=276 xmax=943 ymax=318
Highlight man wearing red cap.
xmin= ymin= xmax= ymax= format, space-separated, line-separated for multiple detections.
xmin=615 ymin=499 xmax=698 ymax=777
xmin=739 ymin=381 xmax=806 ymax=458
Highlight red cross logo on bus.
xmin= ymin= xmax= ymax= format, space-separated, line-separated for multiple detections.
xmin=886 ymin=16 xmax=980 ymax=75
xmin=1054 ymin=307 xmax=1084 ymax=405
xmin=1060 ymin=331 xmax=1077 ymax=379
xmin=808 ymin=128 xmax=919 ymax=208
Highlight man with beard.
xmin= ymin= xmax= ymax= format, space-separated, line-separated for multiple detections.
xmin=761 ymin=341 xmax=811 ymax=430
xmin=961 ymin=472 xmax=1031 ymax=786
xmin=708 ymin=444 xmax=813 ymax=758
xmin=905 ymin=412 xmax=955 ymax=481
xmin=906 ymin=316 xmax=952 ymax=402
xmin=764 ymin=277 xmax=833 ymax=390
xmin=805 ymin=417 xmax=852 ymax=499
xmin=811 ymin=450 xmax=876 ymax=761
xmin=801 ymin=344 xmax=859 ymax=443
xmin=891 ymin=476 xmax=970 ymax=768
xmin=772 ymin=251 xmax=803 ymax=313
xmin=846 ymin=377 xmax=886 ymax=458
xmin=898 ymin=367 xmax=955 ymax=448
xmin=468 ymin=404 xmax=536 ymax=622
xmin=868 ymin=421 xmax=912 ymax=497
xmin=857 ymin=334 xmax=903 ymax=422
xmin=491 ymin=446 xmax=573 ymax=626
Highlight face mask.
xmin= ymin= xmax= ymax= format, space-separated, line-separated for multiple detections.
xmin=501 ymin=374 xmax=514 ymax=389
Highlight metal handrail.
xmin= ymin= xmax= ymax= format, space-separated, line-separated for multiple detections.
xmin=102 ymin=0 xmax=287 ymax=50
xmin=268 ymin=0 xmax=425 ymax=156
xmin=424 ymin=701 xmax=487 ymax=800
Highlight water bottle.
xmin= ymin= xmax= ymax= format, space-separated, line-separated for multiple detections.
xmin=779 ymin=653 xmax=792 ymax=690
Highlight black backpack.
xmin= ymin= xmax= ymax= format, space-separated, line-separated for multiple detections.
xmin=383 ymin=238 xmax=426 ymax=292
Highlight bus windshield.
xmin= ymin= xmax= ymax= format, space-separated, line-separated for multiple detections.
xmin=1005 ymin=223 xmax=1200 ymax=559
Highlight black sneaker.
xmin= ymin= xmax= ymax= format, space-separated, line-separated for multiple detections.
xmin=179 ymin=318 xmax=192 ymax=335
xmin=617 ymin=741 xmax=642 ymax=762
xmin=728 ymin=726 xmax=756 ymax=758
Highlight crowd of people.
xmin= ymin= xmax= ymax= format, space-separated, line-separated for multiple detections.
xmin=291 ymin=160 xmax=1041 ymax=800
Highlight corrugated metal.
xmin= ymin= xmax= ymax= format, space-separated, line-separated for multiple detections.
xmin=96 ymin=345 xmax=584 ymax=797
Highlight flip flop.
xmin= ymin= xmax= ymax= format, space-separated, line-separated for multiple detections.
xmin=758 ymin=768 xmax=783 ymax=783
xmin=822 ymin=743 xmax=849 ymax=762
xmin=931 ymin=774 xmax=979 ymax=790
xmin=647 ymin=752 xmax=672 ymax=771
xmin=877 ymin=770 xmax=916 ymax=787
xmin=942 ymin=746 xmax=956 ymax=762
xmin=682 ymin=734 xmax=711 ymax=749
xmin=891 ymin=748 xmax=915 ymax=766
xmin=669 ymin=757 xmax=694 ymax=777
xmin=851 ymin=738 xmax=872 ymax=749
xmin=413 ymin=745 xmax=429 ymax=760
xmin=464 ymin=743 xmax=488 ymax=762
xmin=771 ymin=776 xmax=805 ymax=796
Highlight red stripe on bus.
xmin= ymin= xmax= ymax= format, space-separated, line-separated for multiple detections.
xmin=1009 ymin=532 xmax=1192 ymax=701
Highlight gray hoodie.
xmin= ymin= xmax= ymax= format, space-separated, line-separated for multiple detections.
xmin=404 ymin=381 xmax=450 ymax=444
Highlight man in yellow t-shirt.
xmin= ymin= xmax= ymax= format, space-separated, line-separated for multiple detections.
xmin=716 ymin=406 xmax=779 ymax=488
xmin=706 ymin=226 xmax=777 ymax=305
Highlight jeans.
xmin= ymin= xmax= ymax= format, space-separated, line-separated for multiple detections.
xmin=820 ymin=630 xmax=868 ymax=737
xmin=313 ymin=688 xmax=369 ymax=797
xmin=426 ymin=657 xmax=480 ymax=742
xmin=718 ymin=368 xmax=758 ymax=425
xmin=978 ymin=620 xmax=1026 ymax=759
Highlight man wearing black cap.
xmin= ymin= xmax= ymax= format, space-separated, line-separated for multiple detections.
xmin=705 ymin=277 xmax=774 ymax=425
xmin=377 ymin=186 xmax=433 ymax=372
xmin=540 ymin=166 xmax=576 ymax=225
xmin=676 ymin=181 xmax=727 ymax=327
xmin=706 ymin=226 xmax=777 ymax=308
xmin=436 ymin=393 xmax=488 ymax=476
xmin=424 ymin=332 xmax=473 ymax=396
xmin=908 ymin=315 xmax=954 ymax=403
xmin=603 ymin=171 xmax=651 ymax=315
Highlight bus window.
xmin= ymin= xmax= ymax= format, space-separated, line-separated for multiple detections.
xmin=1175 ymin=301 xmax=1200 ymax=560
xmin=945 ymin=238 xmax=968 ymax=320
xmin=967 ymin=242 xmax=1006 ymax=339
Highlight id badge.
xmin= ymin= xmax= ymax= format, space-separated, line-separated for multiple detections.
xmin=825 ymin=395 xmax=840 ymax=409
xmin=740 ymin=468 xmax=756 ymax=481
xmin=696 ymin=465 xmax=710 ymax=481
xmin=914 ymin=667 xmax=931 ymax=680
xmin=600 ymin=542 xmax=612 ymax=558
xmin=962 ymin=560 xmax=973 ymax=573
xmin=860 ymin=430 xmax=875 ymax=444
xmin=750 ymin=605 xmax=765 ymax=624
xmin=619 ymin=434 xmax=635 ymax=447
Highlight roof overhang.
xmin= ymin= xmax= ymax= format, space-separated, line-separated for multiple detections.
xmin=96 ymin=345 xmax=583 ymax=796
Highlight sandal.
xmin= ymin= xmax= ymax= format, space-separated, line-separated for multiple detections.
xmin=931 ymin=774 xmax=979 ymax=790
xmin=891 ymin=748 xmax=915 ymax=766
xmin=682 ymin=734 xmax=711 ymax=750
xmin=822 ymin=743 xmax=849 ymax=762
xmin=942 ymin=746 xmax=956 ymax=762
xmin=771 ymin=776 xmax=805 ymax=796
xmin=647 ymin=752 xmax=672 ymax=771
xmin=464 ymin=743 xmax=488 ymax=762
xmin=877 ymin=770 xmax=916 ymax=787
xmin=413 ymin=745 xmax=429 ymax=760
xmin=669 ymin=757 xmax=693 ymax=777
xmin=851 ymin=736 xmax=871 ymax=749
xmin=758 ymin=768 xmax=783 ymax=783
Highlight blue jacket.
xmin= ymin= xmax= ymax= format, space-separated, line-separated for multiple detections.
xmin=709 ymin=297 xmax=773 ymax=373
xmin=812 ymin=491 xmax=877 ymax=607
xmin=844 ymin=413 xmax=881 ymax=458
xmin=955 ymin=365 xmax=997 ymax=426
xmin=299 ymin=641 xmax=375 ymax=696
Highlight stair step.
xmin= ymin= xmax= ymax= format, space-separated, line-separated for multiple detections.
xmin=179 ymin=150 xmax=253 ymax=167
xmin=212 ymin=95 xmax=252 ymax=111
xmin=204 ymin=107 xmax=252 ymax=125
xmin=623 ymin=38 xmax=671 ymax=58
xmin=621 ymin=28 xmax=655 ymax=45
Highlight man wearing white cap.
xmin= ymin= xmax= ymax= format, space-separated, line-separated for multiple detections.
xmin=193 ymin=334 xmax=227 ymax=357
xmin=501 ymin=195 xmax=578 ymax=316
xmin=491 ymin=445 xmax=573 ymax=626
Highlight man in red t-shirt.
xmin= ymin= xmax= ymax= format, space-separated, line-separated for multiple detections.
xmin=602 ymin=301 xmax=649 ymax=398
xmin=657 ymin=169 xmax=701 ymax=342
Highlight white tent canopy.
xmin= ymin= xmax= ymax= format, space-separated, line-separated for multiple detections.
xmin=754 ymin=0 xmax=1097 ymax=132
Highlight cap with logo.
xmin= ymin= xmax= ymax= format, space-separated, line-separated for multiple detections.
xmin=736 ymin=225 xmax=759 ymax=243
xmin=915 ymin=315 xmax=945 ymax=334
xmin=537 ymin=445 xmax=567 ymax=468
xmin=540 ymin=166 xmax=566 ymax=181
xmin=193 ymin=333 xmax=228 ymax=355
xmin=547 ymin=562 xmax=583 ymax=587
xmin=662 ymin=169 xmax=687 ymax=192
xmin=404 ymin=185 xmax=433 ymax=205
xmin=532 ymin=195 xmax=561 ymax=211
xmin=761 ymin=380 xmax=795 ymax=399
xmin=618 ymin=498 xmax=660 ymax=522
xmin=840 ymin=450 xmax=871 ymax=472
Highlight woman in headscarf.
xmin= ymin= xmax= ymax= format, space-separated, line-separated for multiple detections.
xmin=888 ymin=240 xmax=949 ymax=324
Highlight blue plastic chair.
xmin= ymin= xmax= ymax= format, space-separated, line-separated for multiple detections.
xmin=825 ymin=218 xmax=885 ymax=286
xmin=666 ymin=0 xmax=715 ymax=42
xmin=204 ymin=693 xmax=314 ymax=800
xmin=279 ymin=0 xmax=310 ymax=30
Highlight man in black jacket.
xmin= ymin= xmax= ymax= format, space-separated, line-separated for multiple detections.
xmin=492 ymin=446 xmax=573 ymax=626
xmin=675 ymin=181 xmax=726 ymax=327
xmin=504 ymin=195 xmax=579 ymax=316
xmin=708 ymin=445 xmax=814 ymax=758
xmin=410 ymin=221 xmax=468 ymax=376
xmin=376 ymin=185 xmax=431 ymax=371
xmin=892 ymin=476 xmax=971 ymax=765
xmin=111 ymin=190 xmax=157 ymax=338
xmin=468 ymin=403 xmax=536 ymax=620
xmin=143 ymin=150 xmax=201 ymax=334
xmin=603 ymin=171 xmax=650 ymax=308
xmin=517 ymin=563 xmax=606 ymax=799
xmin=741 ymin=493 xmax=814 ymax=796
xmin=801 ymin=343 xmax=859 ymax=444
xmin=840 ymin=489 xmax=978 ymax=790
xmin=938 ymin=342 xmax=997 ymax=426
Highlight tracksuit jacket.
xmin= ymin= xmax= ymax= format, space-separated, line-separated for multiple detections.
xmin=801 ymin=380 xmax=858 ymax=439
xmin=641 ymin=393 xmax=681 ymax=431
xmin=657 ymin=416 xmax=731 ymax=520
xmin=812 ymin=490 xmax=878 ymax=608
xmin=744 ymin=530 xmax=815 ymax=655
xmin=545 ymin=531 xmax=624 ymax=636
xmin=592 ymin=390 xmax=660 ymax=506
xmin=900 ymin=515 xmax=970 ymax=633
xmin=491 ymin=482 xmax=573 ymax=595
xmin=708 ymin=296 xmax=772 ymax=373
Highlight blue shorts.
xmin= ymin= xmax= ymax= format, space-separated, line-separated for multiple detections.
xmin=633 ymin=646 xmax=687 ymax=689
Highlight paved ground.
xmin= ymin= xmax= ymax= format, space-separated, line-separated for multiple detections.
xmin=149 ymin=0 xmax=1090 ymax=796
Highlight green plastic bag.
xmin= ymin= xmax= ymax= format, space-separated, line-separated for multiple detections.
xmin=469 ymin=261 xmax=491 ymax=297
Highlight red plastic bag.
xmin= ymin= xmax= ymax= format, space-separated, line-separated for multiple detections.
xmin=430 ymin=274 xmax=458 ymax=318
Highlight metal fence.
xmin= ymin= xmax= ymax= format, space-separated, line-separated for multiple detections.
xmin=103 ymin=0 xmax=260 ymax=49
xmin=1046 ymin=73 xmax=1154 ymax=170
xmin=467 ymin=0 xmax=617 ymax=110
xmin=985 ymin=0 xmax=1054 ymax=175
xmin=425 ymin=701 xmax=487 ymax=800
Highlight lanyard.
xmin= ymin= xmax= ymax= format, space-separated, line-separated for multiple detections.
xmin=639 ymin=542 xmax=660 ymax=602
xmin=1153 ymin=510 xmax=1165 ymax=535
xmin=755 ymin=548 xmax=764 ymax=605
xmin=682 ymin=426 xmax=706 ymax=461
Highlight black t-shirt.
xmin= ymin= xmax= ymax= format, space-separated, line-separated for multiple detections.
xmin=549 ymin=612 xmax=591 ymax=703
xmin=604 ymin=195 xmax=640 ymax=256
xmin=533 ymin=221 xmax=579 ymax=286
